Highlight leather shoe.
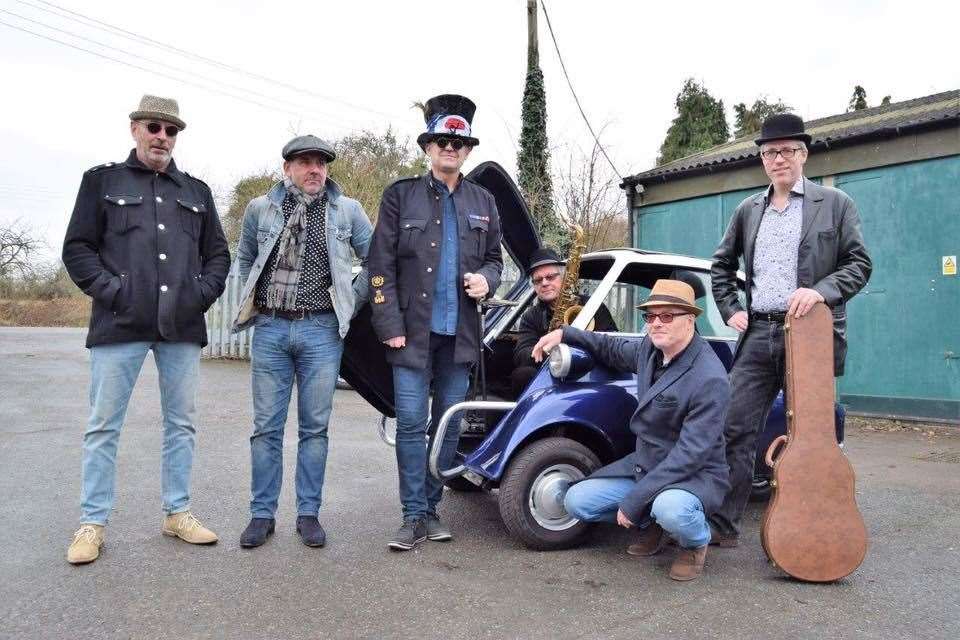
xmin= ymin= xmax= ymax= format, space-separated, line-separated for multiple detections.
xmin=296 ymin=516 xmax=326 ymax=547
xmin=626 ymin=523 xmax=666 ymax=557
xmin=709 ymin=525 xmax=739 ymax=548
xmin=669 ymin=545 xmax=708 ymax=581
xmin=240 ymin=518 xmax=275 ymax=548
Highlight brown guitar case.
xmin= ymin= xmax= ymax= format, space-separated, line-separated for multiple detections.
xmin=760 ymin=303 xmax=868 ymax=582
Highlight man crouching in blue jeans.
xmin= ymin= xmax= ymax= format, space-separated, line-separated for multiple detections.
xmin=532 ymin=279 xmax=730 ymax=581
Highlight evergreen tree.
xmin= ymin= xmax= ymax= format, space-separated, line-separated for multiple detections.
xmin=733 ymin=97 xmax=792 ymax=138
xmin=657 ymin=79 xmax=730 ymax=165
xmin=849 ymin=86 xmax=868 ymax=111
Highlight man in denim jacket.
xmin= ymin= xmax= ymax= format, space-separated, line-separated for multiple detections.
xmin=232 ymin=135 xmax=372 ymax=549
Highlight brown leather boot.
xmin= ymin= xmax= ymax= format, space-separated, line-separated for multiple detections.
xmin=669 ymin=545 xmax=708 ymax=581
xmin=626 ymin=523 xmax=666 ymax=557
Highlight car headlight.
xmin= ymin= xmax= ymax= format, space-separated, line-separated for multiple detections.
xmin=548 ymin=343 xmax=572 ymax=379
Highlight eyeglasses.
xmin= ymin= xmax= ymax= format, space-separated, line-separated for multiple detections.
xmin=532 ymin=272 xmax=561 ymax=286
xmin=145 ymin=122 xmax=179 ymax=137
xmin=760 ymin=147 xmax=802 ymax=160
xmin=642 ymin=311 xmax=691 ymax=324
xmin=435 ymin=137 xmax=467 ymax=151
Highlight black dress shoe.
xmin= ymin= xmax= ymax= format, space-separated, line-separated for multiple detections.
xmin=240 ymin=518 xmax=275 ymax=548
xmin=296 ymin=516 xmax=326 ymax=547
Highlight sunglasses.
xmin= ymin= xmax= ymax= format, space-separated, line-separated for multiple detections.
xmin=532 ymin=272 xmax=561 ymax=286
xmin=145 ymin=121 xmax=180 ymax=137
xmin=435 ymin=137 xmax=467 ymax=151
xmin=642 ymin=311 xmax=691 ymax=324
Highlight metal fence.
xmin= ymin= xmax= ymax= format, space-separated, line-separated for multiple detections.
xmin=202 ymin=262 xmax=249 ymax=359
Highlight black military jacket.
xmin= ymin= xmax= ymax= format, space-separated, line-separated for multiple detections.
xmin=368 ymin=173 xmax=503 ymax=369
xmin=62 ymin=150 xmax=230 ymax=348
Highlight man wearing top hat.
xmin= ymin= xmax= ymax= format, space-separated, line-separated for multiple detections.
xmin=532 ymin=279 xmax=731 ymax=581
xmin=368 ymin=94 xmax=503 ymax=550
xmin=510 ymin=246 xmax=617 ymax=396
xmin=62 ymin=94 xmax=230 ymax=564
xmin=231 ymin=135 xmax=373 ymax=549
xmin=709 ymin=113 xmax=872 ymax=548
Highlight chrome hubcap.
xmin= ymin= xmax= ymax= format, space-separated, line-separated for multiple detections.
xmin=528 ymin=463 xmax=584 ymax=531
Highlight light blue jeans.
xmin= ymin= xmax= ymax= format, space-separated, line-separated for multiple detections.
xmin=564 ymin=479 xmax=711 ymax=549
xmin=249 ymin=313 xmax=343 ymax=519
xmin=392 ymin=333 xmax=471 ymax=521
xmin=81 ymin=341 xmax=201 ymax=525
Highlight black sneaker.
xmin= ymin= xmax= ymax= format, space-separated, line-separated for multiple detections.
xmin=387 ymin=518 xmax=427 ymax=551
xmin=425 ymin=513 xmax=452 ymax=542
xmin=296 ymin=516 xmax=326 ymax=548
xmin=240 ymin=518 xmax=275 ymax=548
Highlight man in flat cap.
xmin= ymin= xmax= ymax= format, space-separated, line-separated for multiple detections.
xmin=231 ymin=135 xmax=372 ymax=549
xmin=368 ymin=94 xmax=503 ymax=550
xmin=62 ymin=94 xmax=230 ymax=564
xmin=532 ymin=279 xmax=730 ymax=581
xmin=511 ymin=246 xmax=617 ymax=396
xmin=709 ymin=113 xmax=872 ymax=547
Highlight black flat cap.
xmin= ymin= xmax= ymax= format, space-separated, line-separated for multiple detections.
xmin=282 ymin=135 xmax=336 ymax=162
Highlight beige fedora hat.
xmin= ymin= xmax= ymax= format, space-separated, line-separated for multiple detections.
xmin=636 ymin=279 xmax=702 ymax=317
xmin=129 ymin=94 xmax=186 ymax=130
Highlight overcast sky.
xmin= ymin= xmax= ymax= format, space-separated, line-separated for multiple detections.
xmin=2 ymin=0 xmax=957 ymax=259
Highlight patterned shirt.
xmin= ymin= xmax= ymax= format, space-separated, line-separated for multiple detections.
xmin=751 ymin=178 xmax=804 ymax=313
xmin=254 ymin=191 xmax=333 ymax=311
xmin=430 ymin=174 xmax=460 ymax=335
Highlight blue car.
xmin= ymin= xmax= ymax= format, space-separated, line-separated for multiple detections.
xmin=341 ymin=161 xmax=844 ymax=551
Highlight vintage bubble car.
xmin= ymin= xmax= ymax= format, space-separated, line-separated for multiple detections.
xmin=341 ymin=161 xmax=843 ymax=551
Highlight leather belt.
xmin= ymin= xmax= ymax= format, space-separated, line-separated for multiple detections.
xmin=750 ymin=310 xmax=788 ymax=323
xmin=257 ymin=307 xmax=332 ymax=320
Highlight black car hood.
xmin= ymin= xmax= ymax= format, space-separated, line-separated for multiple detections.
xmin=340 ymin=161 xmax=541 ymax=417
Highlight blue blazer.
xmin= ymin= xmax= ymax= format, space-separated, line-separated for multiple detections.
xmin=562 ymin=328 xmax=731 ymax=523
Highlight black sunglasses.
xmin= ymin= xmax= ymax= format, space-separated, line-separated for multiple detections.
xmin=435 ymin=137 xmax=466 ymax=151
xmin=145 ymin=122 xmax=179 ymax=137
xmin=642 ymin=311 xmax=691 ymax=324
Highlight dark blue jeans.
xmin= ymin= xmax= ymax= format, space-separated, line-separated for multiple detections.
xmin=392 ymin=333 xmax=470 ymax=521
xmin=711 ymin=319 xmax=786 ymax=536
xmin=249 ymin=313 xmax=343 ymax=519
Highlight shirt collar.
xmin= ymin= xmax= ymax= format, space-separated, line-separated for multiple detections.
xmin=124 ymin=149 xmax=184 ymax=186
xmin=765 ymin=177 xmax=805 ymax=200
xmin=429 ymin=172 xmax=463 ymax=195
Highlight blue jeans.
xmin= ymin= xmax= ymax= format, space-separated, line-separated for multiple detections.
xmin=564 ymin=479 xmax=712 ymax=549
xmin=250 ymin=313 xmax=343 ymax=519
xmin=392 ymin=333 xmax=470 ymax=520
xmin=80 ymin=341 xmax=201 ymax=525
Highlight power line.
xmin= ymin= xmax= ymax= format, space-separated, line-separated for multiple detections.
xmin=17 ymin=0 xmax=397 ymax=120
xmin=0 ymin=8 xmax=364 ymax=131
xmin=0 ymin=18 xmax=369 ymax=131
xmin=539 ymin=0 xmax=623 ymax=180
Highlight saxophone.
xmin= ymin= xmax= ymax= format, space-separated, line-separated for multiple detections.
xmin=549 ymin=224 xmax=594 ymax=331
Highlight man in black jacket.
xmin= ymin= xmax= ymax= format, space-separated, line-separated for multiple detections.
xmin=511 ymin=247 xmax=616 ymax=395
xmin=533 ymin=279 xmax=730 ymax=581
xmin=709 ymin=113 xmax=871 ymax=548
xmin=368 ymin=94 xmax=503 ymax=550
xmin=62 ymin=95 xmax=230 ymax=564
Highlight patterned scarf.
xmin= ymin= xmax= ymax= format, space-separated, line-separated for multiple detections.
xmin=264 ymin=178 xmax=324 ymax=309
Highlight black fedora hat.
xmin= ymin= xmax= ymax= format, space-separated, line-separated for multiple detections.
xmin=754 ymin=113 xmax=812 ymax=146
xmin=527 ymin=247 xmax=564 ymax=275
xmin=416 ymin=94 xmax=480 ymax=149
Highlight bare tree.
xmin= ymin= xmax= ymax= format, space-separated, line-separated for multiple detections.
xmin=0 ymin=219 xmax=44 ymax=279
xmin=555 ymin=139 xmax=628 ymax=252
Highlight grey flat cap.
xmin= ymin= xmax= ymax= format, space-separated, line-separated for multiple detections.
xmin=282 ymin=135 xmax=336 ymax=162
xmin=129 ymin=94 xmax=186 ymax=130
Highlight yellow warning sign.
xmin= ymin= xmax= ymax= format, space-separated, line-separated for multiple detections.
xmin=944 ymin=256 xmax=957 ymax=276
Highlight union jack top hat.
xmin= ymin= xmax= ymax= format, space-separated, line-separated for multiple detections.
xmin=416 ymin=94 xmax=479 ymax=149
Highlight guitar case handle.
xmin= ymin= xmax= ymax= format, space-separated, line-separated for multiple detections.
xmin=765 ymin=434 xmax=789 ymax=468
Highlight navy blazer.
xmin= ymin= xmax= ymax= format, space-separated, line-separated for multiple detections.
xmin=562 ymin=327 xmax=731 ymax=523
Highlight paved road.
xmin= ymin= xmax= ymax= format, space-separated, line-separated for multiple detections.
xmin=1 ymin=328 xmax=957 ymax=640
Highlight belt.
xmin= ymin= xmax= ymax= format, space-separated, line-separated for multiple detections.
xmin=749 ymin=310 xmax=788 ymax=323
xmin=257 ymin=307 xmax=333 ymax=320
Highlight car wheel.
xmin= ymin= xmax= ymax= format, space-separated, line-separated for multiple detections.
xmin=498 ymin=437 xmax=601 ymax=551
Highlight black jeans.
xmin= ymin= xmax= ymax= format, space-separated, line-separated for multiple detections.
xmin=710 ymin=319 xmax=786 ymax=537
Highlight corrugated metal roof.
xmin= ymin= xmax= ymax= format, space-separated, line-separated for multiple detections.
xmin=625 ymin=90 xmax=960 ymax=186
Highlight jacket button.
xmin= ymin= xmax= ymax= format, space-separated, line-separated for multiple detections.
xmin=435 ymin=219 xmax=441 ymax=224
xmin=155 ymin=196 xmax=163 ymax=203
xmin=404 ymin=223 xmax=411 ymax=228
xmin=158 ymin=223 xmax=165 ymax=231
xmin=421 ymin=292 xmax=428 ymax=298
xmin=160 ymin=285 xmax=168 ymax=293
xmin=430 ymin=242 xmax=436 ymax=247
xmin=426 ymin=267 xmax=432 ymax=273
xmin=118 ymin=199 xmax=126 ymax=205
xmin=435 ymin=196 xmax=439 ymax=201
xmin=192 ymin=206 xmax=199 ymax=213
xmin=159 ymin=253 xmax=167 ymax=260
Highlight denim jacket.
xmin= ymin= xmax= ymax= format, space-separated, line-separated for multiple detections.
xmin=231 ymin=179 xmax=373 ymax=338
